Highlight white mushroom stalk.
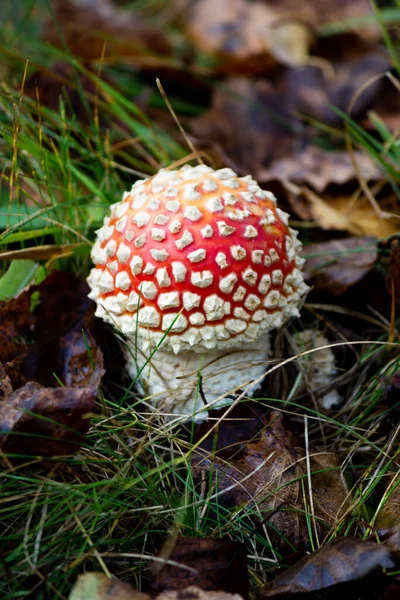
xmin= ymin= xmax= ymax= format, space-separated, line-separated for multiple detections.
xmin=87 ymin=165 xmax=309 ymax=419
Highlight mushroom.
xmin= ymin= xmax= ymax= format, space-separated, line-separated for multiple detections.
xmin=87 ymin=165 xmax=308 ymax=418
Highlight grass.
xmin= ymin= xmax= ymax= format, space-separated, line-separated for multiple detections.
xmin=1 ymin=1 xmax=400 ymax=598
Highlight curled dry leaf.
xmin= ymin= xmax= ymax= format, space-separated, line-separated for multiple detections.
xmin=0 ymin=382 xmax=96 ymax=458
xmin=192 ymin=409 xmax=348 ymax=551
xmin=44 ymin=0 xmax=171 ymax=61
xmin=261 ymin=146 xmax=381 ymax=193
xmin=150 ymin=537 xmax=248 ymax=598
xmin=260 ymin=536 xmax=395 ymax=598
xmin=302 ymin=236 xmax=378 ymax=295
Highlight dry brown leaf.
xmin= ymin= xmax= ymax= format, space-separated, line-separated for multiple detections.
xmin=303 ymin=237 xmax=378 ymax=295
xmin=150 ymin=538 xmax=248 ymax=597
xmin=288 ymin=187 xmax=400 ymax=238
xmin=44 ymin=0 xmax=171 ymax=61
xmin=376 ymin=475 xmax=400 ymax=530
xmin=183 ymin=0 xmax=314 ymax=74
xmin=328 ymin=195 xmax=400 ymax=238
xmin=0 ymin=382 xmax=96 ymax=458
xmin=261 ymin=536 xmax=395 ymax=598
xmin=156 ymin=588 xmax=245 ymax=600
xmin=69 ymin=572 xmax=150 ymax=600
xmin=180 ymin=0 xmax=378 ymax=75
xmin=69 ymin=574 xmax=245 ymax=600
xmin=192 ymin=410 xmax=348 ymax=551
xmin=261 ymin=146 xmax=381 ymax=192
xmin=282 ymin=52 xmax=389 ymax=124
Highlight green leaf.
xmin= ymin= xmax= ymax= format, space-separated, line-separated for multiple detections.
xmin=0 ymin=259 xmax=39 ymax=300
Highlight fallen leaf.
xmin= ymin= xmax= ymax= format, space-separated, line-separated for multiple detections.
xmin=192 ymin=409 xmax=348 ymax=551
xmin=0 ymin=382 xmax=96 ymax=458
xmin=302 ymin=237 xmax=378 ymax=295
xmin=260 ymin=536 xmax=395 ymax=598
xmin=287 ymin=187 xmax=400 ymax=238
xmin=282 ymin=52 xmax=389 ymax=125
xmin=43 ymin=0 xmax=171 ymax=62
xmin=376 ymin=475 xmax=400 ymax=530
xmin=156 ymin=587 xmax=245 ymax=600
xmin=150 ymin=537 xmax=248 ymax=597
xmin=260 ymin=146 xmax=381 ymax=192
xmin=183 ymin=0 xmax=313 ymax=74
xmin=191 ymin=78 xmax=296 ymax=176
xmin=69 ymin=572 xmax=149 ymax=600
xmin=180 ymin=0 xmax=378 ymax=75
xmin=68 ymin=575 xmax=245 ymax=600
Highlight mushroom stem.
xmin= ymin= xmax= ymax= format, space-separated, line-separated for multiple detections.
xmin=124 ymin=333 xmax=270 ymax=419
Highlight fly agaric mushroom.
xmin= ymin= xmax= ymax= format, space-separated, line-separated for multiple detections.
xmin=87 ymin=164 xmax=308 ymax=417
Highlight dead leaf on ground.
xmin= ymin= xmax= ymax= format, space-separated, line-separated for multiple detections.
xmin=282 ymin=52 xmax=389 ymax=125
xmin=192 ymin=409 xmax=348 ymax=551
xmin=182 ymin=0 xmax=314 ymax=74
xmin=69 ymin=573 xmax=245 ymax=600
xmin=179 ymin=0 xmax=379 ymax=75
xmin=69 ymin=571 xmax=150 ymax=600
xmin=191 ymin=78 xmax=297 ymax=176
xmin=260 ymin=536 xmax=395 ymax=598
xmin=150 ymin=537 xmax=248 ymax=598
xmin=156 ymin=588 xmax=244 ymax=600
xmin=260 ymin=146 xmax=381 ymax=192
xmin=44 ymin=0 xmax=171 ymax=61
xmin=0 ymin=382 xmax=96 ymax=458
xmin=302 ymin=237 xmax=378 ymax=295
xmin=376 ymin=475 xmax=400 ymax=530
xmin=287 ymin=186 xmax=400 ymax=238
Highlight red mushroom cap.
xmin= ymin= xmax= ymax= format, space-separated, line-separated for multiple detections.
xmin=87 ymin=165 xmax=308 ymax=354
